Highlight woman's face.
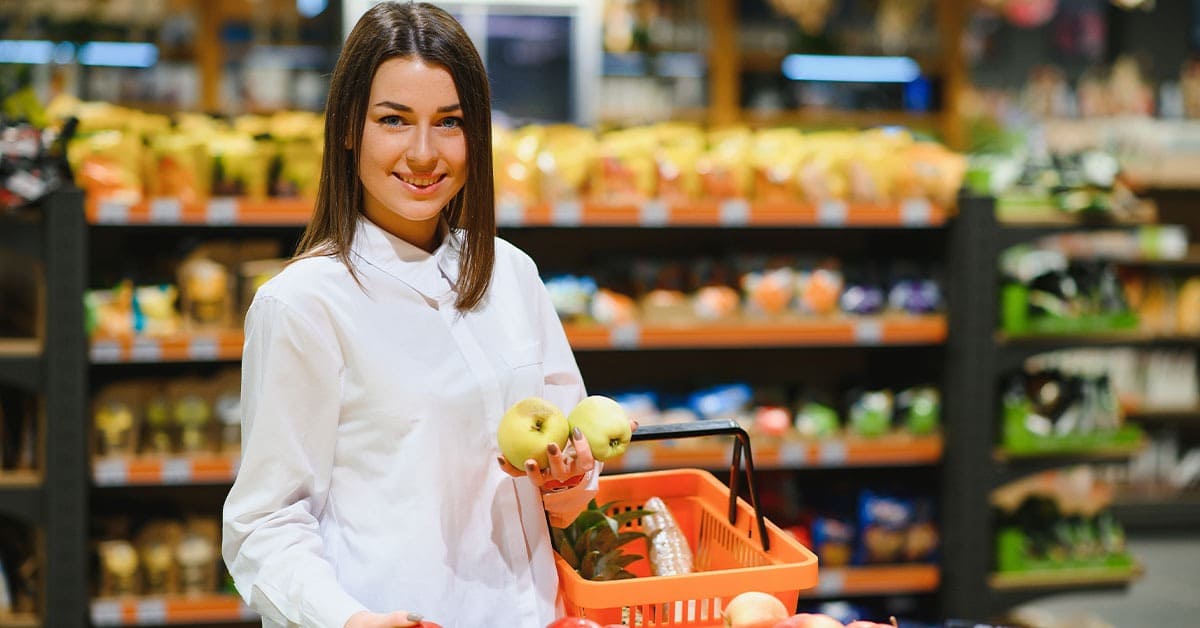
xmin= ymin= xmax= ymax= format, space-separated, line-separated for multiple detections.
xmin=357 ymin=56 xmax=468 ymax=250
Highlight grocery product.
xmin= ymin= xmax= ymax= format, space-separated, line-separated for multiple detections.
xmin=550 ymin=499 xmax=649 ymax=581
xmin=640 ymin=496 xmax=693 ymax=576
xmin=722 ymin=591 xmax=790 ymax=628
xmin=496 ymin=397 xmax=570 ymax=470
xmin=567 ymin=396 xmax=633 ymax=462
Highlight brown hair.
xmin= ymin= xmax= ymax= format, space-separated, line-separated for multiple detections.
xmin=296 ymin=1 xmax=495 ymax=311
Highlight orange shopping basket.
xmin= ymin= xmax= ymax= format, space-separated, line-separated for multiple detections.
xmin=554 ymin=419 xmax=819 ymax=627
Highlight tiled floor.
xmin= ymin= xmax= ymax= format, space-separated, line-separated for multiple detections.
xmin=1010 ymin=533 xmax=1200 ymax=628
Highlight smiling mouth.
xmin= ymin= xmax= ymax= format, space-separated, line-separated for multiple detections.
xmin=394 ymin=173 xmax=446 ymax=189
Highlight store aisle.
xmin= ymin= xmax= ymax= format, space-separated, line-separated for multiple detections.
xmin=1013 ymin=533 xmax=1200 ymax=628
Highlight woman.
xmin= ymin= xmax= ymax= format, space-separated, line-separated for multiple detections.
xmin=222 ymin=4 xmax=601 ymax=626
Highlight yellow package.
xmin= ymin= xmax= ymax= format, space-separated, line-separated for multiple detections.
xmin=178 ymin=255 xmax=234 ymax=331
xmin=146 ymin=133 xmax=208 ymax=205
xmin=752 ymin=127 xmax=804 ymax=203
xmin=494 ymin=124 xmax=544 ymax=208
xmin=795 ymin=134 xmax=851 ymax=204
xmin=93 ymin=381 xmax=142 ymax=459
xmin=209 ymin=132 xmax=272 ymax=200
xmin=538 ymin=125 xmax=597 ymax=203
xmin=68 ymin=130 xmax=144 ymax=203
xmin=698 ymin=127 xmax=753 ymax=200
xmin=135 ymin=520 xmax=183 ymax=595
xmin=653 ymin=123 xmax=705 ymax=205
xmin=593 ymin=127 xmax=658 ymax=204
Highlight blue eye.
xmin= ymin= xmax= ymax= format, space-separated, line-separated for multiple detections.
xmin=440 ymin=117 xmax=464 ymax=129
xmin=380 ymin=115 xmax=403 ymax=126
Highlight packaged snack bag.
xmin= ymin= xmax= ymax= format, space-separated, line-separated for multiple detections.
xmin=698 ymin=127 xmax=752 ymax=200
xmin=538 ymin=125 xmax=597 ymax=204
xmin=593 ymin=127 xmax=658 ymax=204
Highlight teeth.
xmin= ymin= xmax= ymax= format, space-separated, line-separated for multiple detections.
xmin=399 ymin=174 xmax=441 ymax=187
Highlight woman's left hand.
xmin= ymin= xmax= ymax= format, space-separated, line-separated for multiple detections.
xmin=497 ymin=426 xmax=594 ymax=493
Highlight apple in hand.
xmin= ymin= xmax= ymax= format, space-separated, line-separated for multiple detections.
xmin=723 ymin=592 xmax=790 ymax=628
xmin=546 ymin=618 xmax=602 ymax=628
xmin=567 ymin=395 xmax=633 ymax=461
xmin=773 ymin=614 xmax=845 ymax=628
xmin=497 ymin=397 xmax=569 ymax=470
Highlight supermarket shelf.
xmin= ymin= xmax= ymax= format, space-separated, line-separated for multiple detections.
xmin=0 ymin=613 xmax=40 ymax=628
xmin=0 ymin=470 xmax=43 ymax=523
xmin=801 ymin=564 xmax=941 ymax=598
xmin=988 ymin=563 xmax=1143 ymax=592
xmin=1125 ymin=406 xmax=1200 ymax=424
xmin=86 ymin=196 xmax=313 ymax=226
xmin=92 ymin=316 xmax=947 ymax=361
xmin=604 ymin=432 xmax=942 ymax=472
xmin=1116 ymin=244 xmax=1200 ymax=268
xmin=1111 ymin=489 xmax=1200 ymax=531
xmin=0 ymin=338 xmax=42 ymax=389
xmin=499 ymin=199 xmax=948 ymax=228
xmin=91 ymin=594 xmax=256 ymax=626
xmin=87 ymin=195 xmax=949 ymax=229
xmin=564 ymin=314 xmax=948 ymax=350
xmin=742 ymin=109 xmax=942 ymax=130
xmin=89 ymin=331 xmax=243 ymax=364
xmin=996 ymin=331 xmax=1200 ymax=371
xmin=93 ymin=454 xmax=239 ymax=487
xmin=993 ymin=440 xmax=1146 ymax=463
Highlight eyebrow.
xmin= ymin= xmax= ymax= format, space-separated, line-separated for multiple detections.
xmin=372 ymin=101 xmax=462 ymax=113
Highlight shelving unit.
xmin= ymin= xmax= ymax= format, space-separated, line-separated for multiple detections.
xmin=90 ymin=594 xmax=254 ymax=627
xmin=0 ymin=189 xmax=89 ymax=628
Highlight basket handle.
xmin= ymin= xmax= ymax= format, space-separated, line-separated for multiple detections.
xmin=629 ymin=420 xmax=770 ymax=552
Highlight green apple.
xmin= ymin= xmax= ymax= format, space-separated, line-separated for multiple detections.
xmin=497 ymin=397 xmax=570 ymax=470
xmin=567 ymin=395 xmax=633 ymax=461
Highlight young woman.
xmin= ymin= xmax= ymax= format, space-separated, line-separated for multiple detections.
xmin=222 ymin=4 xmax=606 ymax=626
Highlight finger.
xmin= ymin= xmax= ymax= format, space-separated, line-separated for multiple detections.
xmin=523 ymin=459 xmax=545 ymax=488
xmin=547 ymin=442 xmax=570 ymax=480
xmin=630 ymin=418 xmax=639 ymax=432
xmin=384 ymin=610 xmax=423 ymax=627
xmin=570 ymin=427 xmax=595 ymax=473
xmin=497 ymin=456 xmax=525 ymax=478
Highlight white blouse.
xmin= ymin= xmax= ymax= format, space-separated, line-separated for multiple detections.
xmin=222 ymin=215 xmax=597 ymax=628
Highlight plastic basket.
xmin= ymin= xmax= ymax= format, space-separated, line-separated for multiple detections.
xmin=554 ymin=421 xmax=819 ymax=627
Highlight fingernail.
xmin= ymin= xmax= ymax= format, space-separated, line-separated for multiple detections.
xmin=525 ymin=460 xmax=538 ymax=472
xmin=407 ymin=611 xmax=424 ymax=622
xmin=573 ymin=427 xmax=583 ymax=440
xmin=548 ymin=443 xmax=560 ymax=456
xmin=496 ymin=456 xmax=506 ymax=468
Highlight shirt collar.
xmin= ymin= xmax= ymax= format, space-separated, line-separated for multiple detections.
xmin=350 ymin=214 xmax=463 ymax=299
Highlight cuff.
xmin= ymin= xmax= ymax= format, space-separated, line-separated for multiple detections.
xmin=542 ymin=462 xmax=602 ymax=528
xmin=301 ymin=582 xmax=369 ymax=628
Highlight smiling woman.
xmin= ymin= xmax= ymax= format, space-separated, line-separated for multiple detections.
xmin=357 ymin=57 xmax=468 ymax=252
xmin=221 ymin=3 xmax=606 ymax=628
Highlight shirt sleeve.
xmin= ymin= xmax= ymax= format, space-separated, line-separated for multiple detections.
xmin=222 ymin=295 xmax=368 ymax=628
xmin=524 ymin=259 xmax=600 ymax=527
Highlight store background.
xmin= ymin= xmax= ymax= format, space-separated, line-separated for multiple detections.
xmin=1 ymin=0 xmax=1199 ymax=627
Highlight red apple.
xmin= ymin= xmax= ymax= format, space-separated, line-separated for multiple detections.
xmin=773 ymin=614 xmax=845 ymax=628
xmin=546 ymin=618 xmax=602 ymax=628
xmin=723 ymin=591 xmax=790 ymax=628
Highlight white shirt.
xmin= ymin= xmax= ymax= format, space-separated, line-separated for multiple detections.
xmin=222 ymin=216 xmax=597 ymax=628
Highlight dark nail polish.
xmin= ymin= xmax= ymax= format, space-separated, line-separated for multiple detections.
xmin=548 ymin=443 xmax=560 ymax=456
xmin=407 ymin=612 xmax=424 ymax=622
xmin=573 ymin=427 xmax=583 ymax=440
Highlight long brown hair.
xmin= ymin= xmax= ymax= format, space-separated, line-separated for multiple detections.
xmin=297 ymin=1 xmax=495 ymax=311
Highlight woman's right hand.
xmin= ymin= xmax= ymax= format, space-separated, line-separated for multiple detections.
xmin=343 ymin=610 xmax=426 ymax=627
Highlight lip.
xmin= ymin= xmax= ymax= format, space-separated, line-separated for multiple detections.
xmin=393 ymin=172 xmax=447 ymax=196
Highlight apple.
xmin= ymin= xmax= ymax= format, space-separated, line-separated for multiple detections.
xmin=773 ymin=613 xmax=845 ymax=628
xmin=546 ymin=618 xmax=602 ymax=628
xmin=722 ymin=591 xmax=790 ymax=628
xmin=567 ymin=395 xmax=633 ymax=461
xmin=844 ymin=622 xmax=894 ymax=628
xmin=497 ymin=397 xmax=570 ymax=470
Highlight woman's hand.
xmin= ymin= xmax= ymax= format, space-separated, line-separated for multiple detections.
xmin=497 ymin=420 xmax=638 ymax=493
xmin=497 ymin=426 xmax=594 ymax=492
xmin=343 ymin=610 xmax=425 ymax=627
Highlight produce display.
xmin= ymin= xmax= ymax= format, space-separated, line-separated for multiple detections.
xmin=91 ymin=370 xmax=241 ymax=460
xmin=605 ymin=382 xmax=941 ymax=442
xmin=34 ymin=96 xmax=965 ymax=211
xmin=991 ymin=467 xmax=1134 ymax=575
xmin=85 ymin=239 xmax=285 ymax=340
xmin=546 ymin=256 xmax=944 ymax=328
xmin=94 ymin=516 xmax=223 ymax=598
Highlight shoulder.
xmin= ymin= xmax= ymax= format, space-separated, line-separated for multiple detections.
xmin=247 ymin=255 xmax=351 ymax=330
xmin=492 ymin=236 xmax=539 ymax=279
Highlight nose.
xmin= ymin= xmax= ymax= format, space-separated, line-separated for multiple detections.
xmin=406 ymin=125 xmax=437 ymax=171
